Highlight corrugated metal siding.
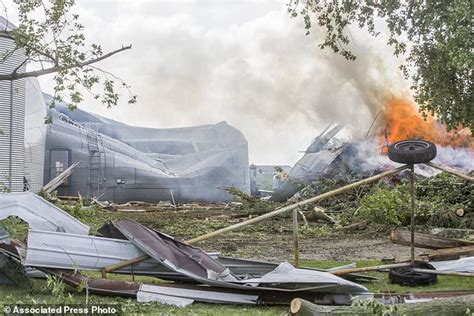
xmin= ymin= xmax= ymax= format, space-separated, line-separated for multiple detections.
xmin=0 ymin=35 xmax=26 ymax=192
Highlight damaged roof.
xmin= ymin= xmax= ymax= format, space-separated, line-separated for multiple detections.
xmin=0 ymin=192 xmax=89 ymax=235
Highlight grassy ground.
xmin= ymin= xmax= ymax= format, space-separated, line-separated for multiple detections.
xmin=1 ymin=206 xmax=473 ymax=315
xmin=1 ymin=260 xmax=473 ymax=315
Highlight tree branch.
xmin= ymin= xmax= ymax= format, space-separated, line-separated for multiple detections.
xmin=0 ymin=45 xmax=132 ymax=80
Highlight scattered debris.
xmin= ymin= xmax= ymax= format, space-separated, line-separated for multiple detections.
xmin=270 ymin=124 xmax=344 ymax=202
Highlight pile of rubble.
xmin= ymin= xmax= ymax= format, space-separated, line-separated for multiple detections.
xmin=0 ymin=192 xmax=375 ymax=307
xmin=1 ymin=191 xmax=473 ymax=312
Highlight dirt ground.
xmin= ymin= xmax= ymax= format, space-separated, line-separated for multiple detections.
xmin=102 ymin=207 xmax=422 ymax=263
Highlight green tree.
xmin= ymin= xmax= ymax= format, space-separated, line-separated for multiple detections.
xmin=0 ymin=0 xmax=137 ymax=111
xmin=288 ymin=0 xmax=473 ymax=131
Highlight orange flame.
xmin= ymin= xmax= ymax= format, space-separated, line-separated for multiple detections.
xmin=379 ymin=96 xmax=473 ymax=149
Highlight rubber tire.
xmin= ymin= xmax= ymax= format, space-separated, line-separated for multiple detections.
xmin=389 ymin=261 xmax=437 ymax=286
xmin=388 ymin=139 xmax=437 ymax=164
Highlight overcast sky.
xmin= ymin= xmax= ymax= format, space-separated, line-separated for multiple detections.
xmin=2 ymin=0 xmax=408 ymax=165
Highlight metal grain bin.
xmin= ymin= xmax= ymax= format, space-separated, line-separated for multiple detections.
xmin=0 ymin=19 xmax=27 ymax=192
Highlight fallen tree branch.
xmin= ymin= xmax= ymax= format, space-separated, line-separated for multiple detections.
xmin=289 ymin=295 xmax=474 ymax=315
xmin=0 ymin=45 xmax=132 ymax=80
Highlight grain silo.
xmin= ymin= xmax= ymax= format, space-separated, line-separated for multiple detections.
xmin=0 ymin=17 xmax=26 ymax=192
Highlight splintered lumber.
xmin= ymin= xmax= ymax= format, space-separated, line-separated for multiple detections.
xmin=342 ymin=220 xmax=369 ymax=230
xmin=383 ymin=245 xmax=474 ymax=263
xmin=43 ymin=161 xmax=80 ymax=193
xmin=427 ymin=245 xmax=474 ymax=261
xmin=412 ymin=268 xmax=474 ymax=277
xmin=390 ymin=229 xmax=474 ymax=250
xmin=186 ymin=165 xmax=409 ymax=244
xmin=425 ymin=162 xmax=474 ymax=182
xmin=307 ymin=207 xmax=336 ymax=223
xmin=331 ymin=263 xmax=410 ymax=276
xmin=289 ymin=295 xmax=474 ymax=316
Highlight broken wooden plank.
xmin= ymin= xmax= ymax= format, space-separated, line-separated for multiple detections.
xmin=43 ymin=161 xmax=80 ymax=193
xmin=331 ymin=263 xmax=410 ymax=276
xmin=342 ymin=220 xmax=369 ymax=230
xmin=390 ymin=229 xmax=474 ymax=250
xmin=384 ymin=245 xmax=474 ymax=263
xmin=427 ymin=245 xmax=474 ymax=261
xmin=412 ymin=268 xmax=474 ymax=278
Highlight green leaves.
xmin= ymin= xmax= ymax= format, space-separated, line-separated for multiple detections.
xmin=289 ymin=0 xmax=473 ymax=130
xmin=4 ymin=0 xmax=136 ymax=110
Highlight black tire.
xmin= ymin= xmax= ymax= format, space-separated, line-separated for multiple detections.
xmin=389 ymin=261 xmax=437 ymax=286
xmin=388 ymin=139 xmax=437 ymax=164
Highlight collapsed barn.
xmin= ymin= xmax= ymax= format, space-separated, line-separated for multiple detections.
xmin=44 ymin=100 xmax=250 ymax=203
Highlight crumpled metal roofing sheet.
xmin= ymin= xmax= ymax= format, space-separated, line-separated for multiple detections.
xmin=431 ymin=257 xmax=474 ymax=273
xmin=24 ymin=230 xmax=168 ymax=274
xmin=114 ymin=219 xmax=371 ymax=299
xmin=113 ymin=219 xmax=229 ymax=279
xmin=0 ymin=192 xmax=89 ymax=235
xmin=137 ymin=284 xmax=259 ymax=306
xmin=235 ymin=262 xmax=369 ymax=294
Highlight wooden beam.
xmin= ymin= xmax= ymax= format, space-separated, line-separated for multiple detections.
xmin=100 ymin=254 xmax=149 ymax=278
xmin=390 ymin=229 xmax=474 ymax=250
xmin=412 ymin=268 xmax=474 ymax=277
xmin=292 ymin=208 xmax=299 ymax=267
xmin=425 ymin=162 xmax=474 ymax=182
xmin=43 ymin=161 xmax=80 ymax=193
xmin=186 ymin=165 xmax=409 ymax=244
xmin=331 ymin=263 xmax=410 ymax=276
xmin=427 ymin=245 xmax=474 ymax=261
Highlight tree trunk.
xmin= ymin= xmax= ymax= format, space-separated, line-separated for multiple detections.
xmin=289 ymin=295 xmax=474 ymax=316
xmin=390 ymin=229 xmax=474 ymax=249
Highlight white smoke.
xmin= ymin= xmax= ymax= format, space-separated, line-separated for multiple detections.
xmin=25 ymin=0 xmax=408 ymax=165
xmin=342 ymin=138 xmax=474 ymax=176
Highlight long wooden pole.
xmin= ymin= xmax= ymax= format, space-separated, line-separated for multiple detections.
xmin=292 ymin=208 xmax=299 ymax=267
xmin=186 ymin=165 xmax=409 ymax=244
xmin=331 ymin=262 xmax=411 ymax=276
xmin=101 ymin=254 xmax=149 ymax=278
xmin=425 ymin=162 xmax=474 ymax=182
xmin=412 ymin=268 xmax=474 ymax=277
